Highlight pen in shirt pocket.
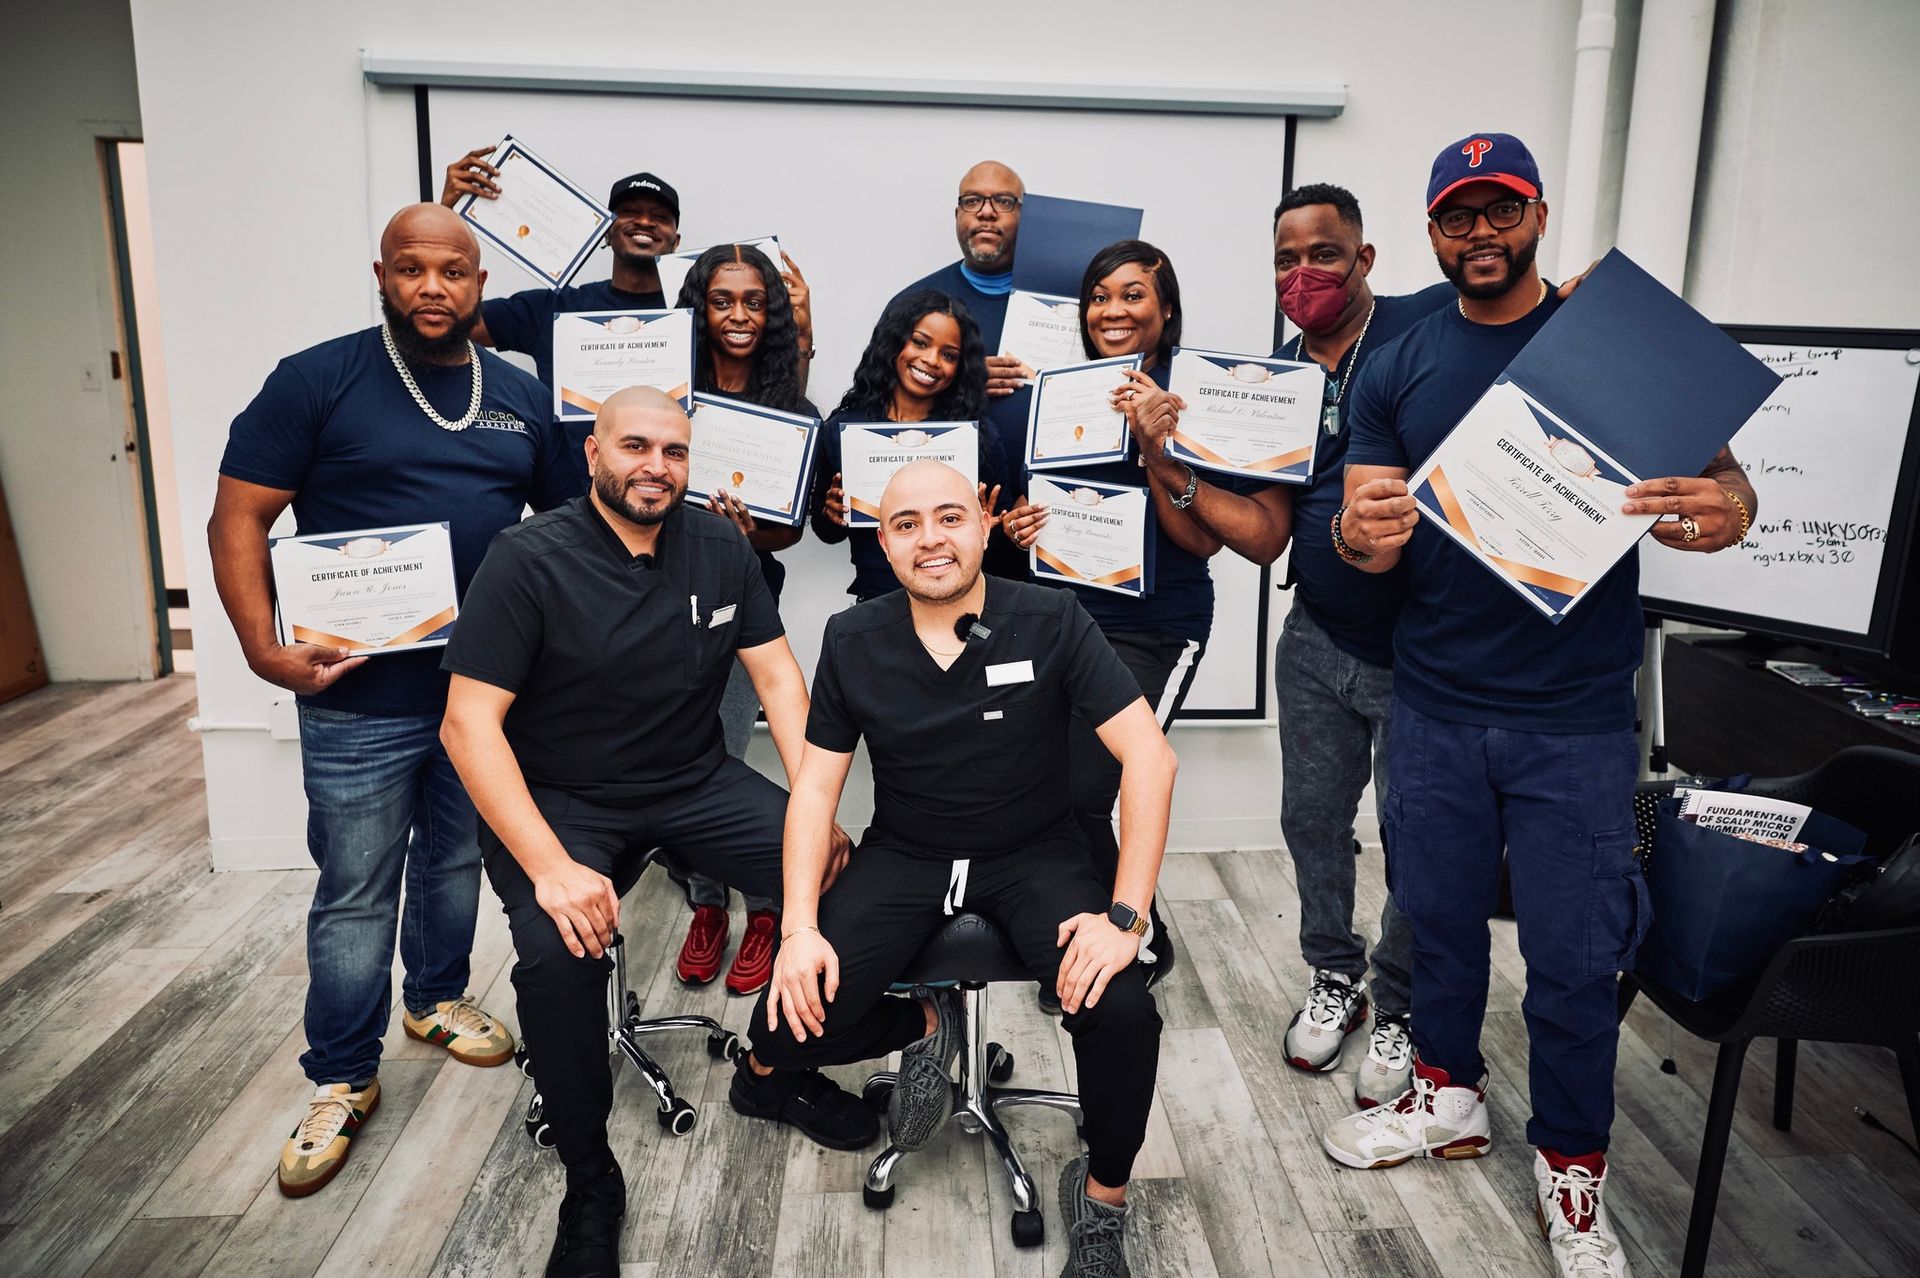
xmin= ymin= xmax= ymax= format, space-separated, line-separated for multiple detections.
xmin=689 ymin=594 xmax=698 ymax=625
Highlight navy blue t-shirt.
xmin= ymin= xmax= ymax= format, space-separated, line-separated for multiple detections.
xmin=1281 ymin=282 xmax=1454 ymax=667
xmin=894 ymin=261 xmax=1011 ymax=353
xmin=1345 ymin=291 xmax=1645 ymax=733
xmin=483 ymin=278 xmax=667 ymax=441
xmin=220 ymin=327 xmax=583 ymax=716
xmin=809 ymin=409 xmax=1017 ymax=599
xmin=987 ymin=362 xmax=1254 ymax=646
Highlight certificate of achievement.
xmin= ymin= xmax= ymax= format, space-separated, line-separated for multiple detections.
xmin=655 ymin=236 xmax=782 ymax=306
xmin=686 ymin=393 xmax=821 ymax=528
xmin=551 ymin=309 xmax=694 ymax=420
xmin=455 ymin=137 xmax=612 ymax=289
xmin=839 ymin=421 xmax=979 ymax=528
xmin=1409 ymin=380 xmax=1656 ymax=622
xmin=1166 ymin=348 xmax=1321 ymax=484
xmin=270 ymin=523 xmax=459 ymax=654
xmin=998 ymin=291 xmax=1084 ymax=373
xmin=1026 ymin=355 xmax=1143 ymax=471
xmin=1027 ymin=473 xmax=1154 ymax=598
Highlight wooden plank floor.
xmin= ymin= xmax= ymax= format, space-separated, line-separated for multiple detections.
xmin=2 ymin=676 xmax=1917 ymax=1276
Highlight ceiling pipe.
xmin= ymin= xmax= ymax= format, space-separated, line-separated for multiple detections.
xmin=1616 ymin=0 xmax=1720 ymax=291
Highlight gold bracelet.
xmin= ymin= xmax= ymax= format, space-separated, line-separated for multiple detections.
xmin=780 ymin=924 xmax=820 ymax=942
xmin=1722 ymin=489 xmax=1752 ymax=542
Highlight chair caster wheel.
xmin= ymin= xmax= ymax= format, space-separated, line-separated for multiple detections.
xmin=987 ymin=1043 xmax=1014 ymax=1083
xmin=513 ymin=1045 xmax=534 ymax=1079
xmin=706 ymin=1031 xmax=740 ymax=1061
xmin=862 ymin=1077 xmax=895 ymax=1112
xmin=657 ymin=1098 xmax=698 ymax=1135
xmin=863 ymin=1183 xmax=895 ymax=1210
xmin=524 ymin=1093 xmax=555 ymax=1147
xmin=1011 ymin=1208 xmax=1044 ymax=1247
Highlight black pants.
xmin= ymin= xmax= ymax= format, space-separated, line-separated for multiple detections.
xmin=1066 ymin=629 xmax=1204 ymax=941
xmin=749 ymin=825 xmax=1163 ymax=1187
xmin=482 ymin=757 xmax=787 ymax=1177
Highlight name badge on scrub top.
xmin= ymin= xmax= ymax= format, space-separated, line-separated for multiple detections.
xmin=708 ymin=604 xmax=736 ymax=627
xmin=985 ymin=660 xmax=1035 ymax=687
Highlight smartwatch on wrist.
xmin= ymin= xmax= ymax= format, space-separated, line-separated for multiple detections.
xmin=1107 ymin=900 xmax=1149 ymax=937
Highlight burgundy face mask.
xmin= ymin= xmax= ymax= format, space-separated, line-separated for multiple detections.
xmin=1278 ymin=256 xmax=1360 ymax=332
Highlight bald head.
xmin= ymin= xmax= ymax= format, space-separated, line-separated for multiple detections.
xmin=374 ymin=204 xmax=485 ymax=364
xmin=594 ymin=385 xmax=690 ymax=440
xmin=958 ymin=161 xmax=1024 ymax=199
xmin=954 ymin=162 xmax=1024 ymax=271
xmin=880 ymin=459 xmax=976 ymax=522
xmin=878 ymin=461 xmax=988 ymax=603
xmin=380 ymin=203 xmax=480 ymax=267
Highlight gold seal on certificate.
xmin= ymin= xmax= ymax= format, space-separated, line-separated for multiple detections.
xmin=270 ymin=523 xmax=460 ymax=653
xmin=1026 ymin=355 xmax=1142 ymax=471
xmin=998 ymin=290 xmax=1084 ymax=373
xmin=454 ymin=137 xmax=612 ymax=288
xmin=1027 ymin=473 xmax=1153 ymax=597
xmin=686 ymin=393 xmax=821 ymax=527
xmin=839 ymin=421 xmax=979 ymax=528
xmin=1165 ymin=347 xmax=1322 ymax=484
xmin=551 ymin=309 xmax=695 ymax=422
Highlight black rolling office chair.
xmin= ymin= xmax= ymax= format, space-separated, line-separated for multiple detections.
xmin=1619 ymin=745 xmax=1920 ymax=1278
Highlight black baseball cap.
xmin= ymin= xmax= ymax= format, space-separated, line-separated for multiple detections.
xmin=607 ymin=173 xmax=680 ymax=220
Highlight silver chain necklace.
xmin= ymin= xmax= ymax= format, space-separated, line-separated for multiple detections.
xmin=381 ymin=324 xmax=482 ymax=431
xmin=1292 ymin=301 xmax=1375 ymax=436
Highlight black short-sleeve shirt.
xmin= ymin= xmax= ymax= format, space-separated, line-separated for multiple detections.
xmin=806 ymin=576 xmax=1142 ymax=855
xmin=442 ymin=496 xmax=783 ymax=805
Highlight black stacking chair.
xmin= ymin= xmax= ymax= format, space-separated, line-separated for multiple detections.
xmin=1618 ymin=746 xmax=1920 ymax=1278
xmin=859 ymin=911 xmax=1083 ymax=1247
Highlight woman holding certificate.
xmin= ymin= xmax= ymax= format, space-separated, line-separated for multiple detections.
xmin=666 ymin=244 xmax=821 ymax=997
xmin=808 ymin=289 xmax=1015 ymax=599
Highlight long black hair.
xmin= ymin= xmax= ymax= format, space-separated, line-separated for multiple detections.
xmin=834 ymin=289 xmax=988 ymax=422
xmin=1078 ymin=239 xmax=1183 ymax=367
xmin=673 ymin=243 xmax=809 ymax=415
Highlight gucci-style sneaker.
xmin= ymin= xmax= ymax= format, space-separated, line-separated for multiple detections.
xmin=278 ymin=1079 xmax=380 ymax=1197
xmin=1354 ymin=1014 xmax=1415 ymax=1108
xmin=1285 ymin=970 xmax=1369 ymax=1072
xmin=1322 ymin=1058 xmax=1490 ymax=1169
xmin=403 ymin=995 xmax=516 ymax=1067
xmin=1534 ymin=1149 xmax=1632 ymax=1277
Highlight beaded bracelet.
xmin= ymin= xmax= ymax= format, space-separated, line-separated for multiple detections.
xmin=1331 ymin=506 xmax=1373 ymax=564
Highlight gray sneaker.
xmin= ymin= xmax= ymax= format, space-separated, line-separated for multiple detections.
xmin=1058 ymin=1154 xmax=1130 ymax=1277
xmin=888 ymin=987 xmax=963 ymax=1150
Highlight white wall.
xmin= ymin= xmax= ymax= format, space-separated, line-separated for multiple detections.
xmin=0 ymin=1 xmax=156 ymax=681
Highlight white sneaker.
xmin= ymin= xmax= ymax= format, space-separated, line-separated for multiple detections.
xmin=1354 ymin=1015 xmax=1414 ymax=1108
xmin=1285 ymin=970 xmax=1369 ymax=1072
xmin=1322 ymin=1060 xmax=1490 ymax=1169
xmin=1533 ymin=1151 xmax=1632 ymax=1277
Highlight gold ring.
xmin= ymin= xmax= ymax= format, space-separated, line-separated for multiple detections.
xmin=1680 ymin=517 xmax=1699 ymax=543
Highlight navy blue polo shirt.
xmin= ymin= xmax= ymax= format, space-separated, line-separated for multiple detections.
xmin=220 ymin=327 xmax=582 ymax=716
xmin=1281 ymin=282 xmax=1454 ymax=667
xmin=483 ymin=278 xmax=667 ymax=447
xmin=1345 ymin=291 xmax=1645 ymax=733
xmin=894 ymin=261 xmax=1011 ymax=353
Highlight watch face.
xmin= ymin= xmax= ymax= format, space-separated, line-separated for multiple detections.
xmin=1108 ymin=902 xmax=1139 ymax=929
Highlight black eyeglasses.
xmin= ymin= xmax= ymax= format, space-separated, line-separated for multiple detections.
xmin=1430 ymin=197 xmax=1537 ymax=239
xmin=958 ymin=194 xmax=1021 ymax=214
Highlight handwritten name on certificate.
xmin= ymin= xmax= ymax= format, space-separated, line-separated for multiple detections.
xmin=657 ymin=236 xmax=782 ymax=306
xmin=456 ymin=137 xmax=611 ymax=289
xmin=1167 ymin=349 xmax=1321 ymax=484
xmin=1409 ymin=379 xmax=1656 ymax=622
xmin=840 ymin=421 xmax=979 ymax=528
xmin=552 ymin=309 xmax=694 ymax=421
xmin=686 ymin=393 xmax=820 ymax=527
xmin=1028 ymin=474 xmax=1151 ymax=597
xmin=999 ymin=291 xmax=1084 ymax=373
xmin=1026 ymin=355 xmax=1142 ymax=471
xmin=270 ymin=523 xmax=459 ymax=654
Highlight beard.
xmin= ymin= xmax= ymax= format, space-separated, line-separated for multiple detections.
xmin=901 ymin=556 xmax=982 ymax=606
xmin=960 ymin=230 xmax=1010 ymax=271
xmin=593 ymin=464 xmax=683 ymax=527
xmin=1437 ymin=233 xmax=1541 ymax=300
xmin=379 ymin=289 xmax=481 ymax=363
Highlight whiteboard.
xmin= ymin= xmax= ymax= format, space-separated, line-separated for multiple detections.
xmin=422 ymin=85 xmax=1290 ymax=716
xmin=1639 ymin=331 xmax=1920 ymax=651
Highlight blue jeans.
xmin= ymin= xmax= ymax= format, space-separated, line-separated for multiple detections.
xmin=297 ymin=703 xmax=482 ymax=1086
xmin=1383 ymin=697 xmax=1647 ymax=1154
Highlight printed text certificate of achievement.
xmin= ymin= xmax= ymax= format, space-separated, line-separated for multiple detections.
xmin=270 ymin=523 xmax=459 ymax=654
xmin=455 ymin=137 xmax=612 ymax=288
xmin=1026 ymin=355 xmax=1143 ymax=470
xmin=840 ymin=422 xmax=979 ymax=528
xmin=686 ymin=393 xmax=820 ymax=527
xmin=1028 ymin=474 xmax=1152 ymax=597
xmin=1167 ymin=348 xmax=1321 ymax=483
xmin=551 ymin=309 xmax=695 ymax=421
xmin=999 ymin=291 xmax=1084 ymax=373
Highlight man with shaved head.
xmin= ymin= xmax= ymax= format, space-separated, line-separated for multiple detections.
xmin=211 ymin=203 xmax=582 ymax=1198
xmin=751 ymin=460 xmax=1177 ymax=1277
xmin=893 ymin=160 xmax=1031 ymax=392
xmin=440 ymin=387 xmax=864 ymax=1276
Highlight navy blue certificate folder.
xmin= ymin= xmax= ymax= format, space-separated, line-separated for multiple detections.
xmin=1011 ymin=195 xmax=1144 ymax=297
xmin=1511 ymin=249 xmax=1780 ymax=480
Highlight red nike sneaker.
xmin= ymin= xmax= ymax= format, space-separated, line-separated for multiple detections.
xmin=676 ymin=905 xmax=729 ymax=985
xmin=725 ymin=911 xmax=778 ymax=996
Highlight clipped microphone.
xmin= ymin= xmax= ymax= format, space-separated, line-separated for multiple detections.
xmin=954 ymin=613 xmax=992 ymax=643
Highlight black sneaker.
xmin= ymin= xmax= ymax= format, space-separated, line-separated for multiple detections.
xmin=1142 ymin=912 xmax=1177 ymax=990
xmin=1059 ymin=1154 xmax=1131 ymax=1276
xmin=546 ymin=1160 xmax=625 ymax=1277
xmin=1037 ymin=982 xmax=1063 ymax=1015
xmin=729 ymin=1054 xmax=879 ymax=1150
xmin=889 ymin=987 xmax=963 ymax=1150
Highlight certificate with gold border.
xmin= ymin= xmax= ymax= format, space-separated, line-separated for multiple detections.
xmin=998 ymin=290 xmax=1083 ymax=373
xmin=686 ymin=393 xmax=820 ymax=528
xmin=454 ymin=136 xmax=612 ymax=289
xmin=1025 ymin=355 xmax=1142 ymax=471
xmin=1409 ymin=378 xmax=1656 ymax=622
xmin=551 ymin=309 xmax=694 ymax=421
xmin=270 ymin=523 xmax=459 ymax=654
xmin=1027 ymin=473 xmax=1154 ymax=598
xmin=839 ymin=421 xmax=979 ymax=529
xmin=1166 ymin=347 xmax=1320 ymax=484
